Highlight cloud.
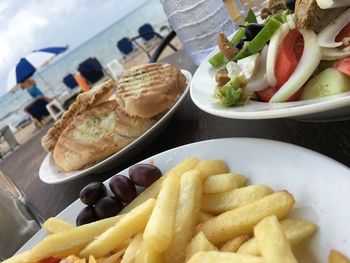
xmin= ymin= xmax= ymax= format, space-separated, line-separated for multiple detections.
xmin=0 ymin=0 xmax=147 ymax=95
xmin=0 ymin=2 xmax=8 ymax=20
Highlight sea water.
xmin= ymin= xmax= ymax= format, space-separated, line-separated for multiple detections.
xmin=0 ymin=0 xmax=168 ymax=130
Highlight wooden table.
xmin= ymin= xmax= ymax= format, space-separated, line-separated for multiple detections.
xmin=1 ymin=49 xmax=350 ymax=219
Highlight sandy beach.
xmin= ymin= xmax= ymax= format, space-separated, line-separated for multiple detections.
xmin=121 ymin=36 xmax=183 ymax=69
xmin=0 ymin=122 xmax=38 ymax=156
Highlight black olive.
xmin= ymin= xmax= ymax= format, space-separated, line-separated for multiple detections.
xmin=286 ymin=0 xmax=295 ymax=11
xmin=109 ymin=175 xmax=137 ymax=203
xmin=245 ymin=23 xmax=264 ymax=41
xmin=95 ymin=196 xmax=123 ymax=219
xmin=79 ymin=181 xmax=107 ymax=206
xmin=129 ymin=164 xmax=162 ymax=187
xmin=76 ymin=206 xmax=98 ymax=226
xmin=235 ymin=38 xmax=248 ymax=50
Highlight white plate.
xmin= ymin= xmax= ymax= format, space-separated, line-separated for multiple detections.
xmin=21 ymin=138 xmax=350 ymax=262
xmin=190 ymin=48 xmax=350 ymax=121
xmin=39 ymin=70 xmax=192 ymax=185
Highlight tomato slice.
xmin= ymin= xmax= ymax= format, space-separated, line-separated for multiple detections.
xmin=257 ymin=30 xmax=304 ymax=102
xmin=257 ymin=86 xmax=304 ymax=102
xmin=275 ymin=29 xmax=304 ymax=89
xmin=257 ymin=87 xmax=278 ymax=102
xmin=335 ymin=22 xmax=350 ymax=49
xmin=38 ymin=257 xmax=61 ymax=263
xmin=334 ymin=57 xmax=350 ymax=76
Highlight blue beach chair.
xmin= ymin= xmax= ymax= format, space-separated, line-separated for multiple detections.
xmin=117 ymin=38 xmax=135 ymax=57
xmin=63 ymin=74 xmax=78 ymax=89
xmin=23 ymin=96 xmax=51 ymax=127
xmin=138 ymin=23 xmax=156 ymax=41
xmin=78 ymin=57 xmax=104 ymax=84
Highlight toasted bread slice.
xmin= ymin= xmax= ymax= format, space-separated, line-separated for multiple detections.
xmin=41 ymin=79 xmax=116 ymax=152
xmin=295 ymin=0 xmax=346 ymax=31
xmin=116 ymin=63 xmax=186 ymax=118
xmin=53 ymin=100 xmax=155 ymax=172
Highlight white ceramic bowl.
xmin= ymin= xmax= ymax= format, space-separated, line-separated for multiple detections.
xmin=190 ymin=48 xmax=350 ymax=122
xmin=19 ymin=138 xmax=350 ymax=262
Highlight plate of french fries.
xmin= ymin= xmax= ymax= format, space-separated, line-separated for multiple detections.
xmin=9 ymin=138 xmax=350 ymax=263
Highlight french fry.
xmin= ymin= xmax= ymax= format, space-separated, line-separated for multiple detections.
xmin=27 ymin=214 xmax=123 ymax=261
xmin=99 ymin=249 xmax=125 ymax=263
xmin=187 ymin=251 xmax=264 ymax=263
xmin=66 ymin=255 xmax=81 ymax=263
xmin=200 ymin=190 xmax=295 ymax=245
xmin=329 ymin=250 xmax=350 ymax=263
xmin=121 ymin=157 xmax=199 ymax=214
xmin=164 ymin=170 xmax=202 ymax=263
xmin=198 ymin=211 xmax=214 ymax=223
xmin=203 ymin=173 xmax=246 ymax=194
xmin=143 ymin=169 xmax=182 ymax=253
xmin=42 ymin=217 xmax=74 ymax=234
xmin=254 ymin=215 xmax=298 ymax=263
xmin=89 ymin=255 xmax=97 ymax=263
xmin=117 ymin=238 xmax=132 ymax=251
xmin=80 ymin=198 xmax=155 ymax=258
xmin=237 ymin=218 xmax=318 ymax=256
xmin=196 ymin=160 xmax=229 ymax=179
xmin=201 ymin=185 xmax=273 ymax=214
xmin=185 ymin=231 xmax=218 ymax=262
xmin=121 ymin=233 xmax=143 ymax=263
xmin=281 ymin=218 xmax=318 ymax=245
xmin=134 ymin=241 xmax=162 ymax=263
xmin=220 ymin=234 xmax=251 ymax=252
xmin=3 ymin=250 xmax=31 ymax=263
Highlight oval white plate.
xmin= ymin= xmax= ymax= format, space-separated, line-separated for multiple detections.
xmin=39 ymin=70 xmax=192 ymax=184
xmin=190 ymin=47 xmax=350 ymax=121
xmin=21 ymin=138 xmax=350 ymax=262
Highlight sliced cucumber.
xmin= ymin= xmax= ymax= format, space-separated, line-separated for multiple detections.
xmin=300 ymin=68 xmax=350 ymax=100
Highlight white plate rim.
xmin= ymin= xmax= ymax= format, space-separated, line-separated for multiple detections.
xmin=18 ymin=137 xmax=350 ymax=262
xmin=39 ymin=70 xmax=192 ymax=184
xmin=190 ymin=42 xmax=350 ymax=120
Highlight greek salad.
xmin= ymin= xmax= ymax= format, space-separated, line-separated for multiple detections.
xmin=210 ymin=1 xmax=350 ymax=107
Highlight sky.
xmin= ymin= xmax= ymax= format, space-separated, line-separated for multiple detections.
xmin=0 ymin=0 xmax=148 ymax=96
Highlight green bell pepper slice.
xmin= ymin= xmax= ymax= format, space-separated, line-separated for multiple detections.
xmin=208 ymin=9 xmax=257 ymax=68
xmin=234 ymin=17 xmax=281 ymax=61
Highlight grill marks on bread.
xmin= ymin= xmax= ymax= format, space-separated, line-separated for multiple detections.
xmin=117 ymin=63 xmax=186 ymax=118
xmin=53 ymin=100 xmax=155 ymax=172
xmin=41 ymin=80 xmax=116 ymax=152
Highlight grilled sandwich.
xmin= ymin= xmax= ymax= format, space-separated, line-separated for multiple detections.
xmin=53 ymin=100 xmax=155 ymax=172
xmin=41 ymin=80 xmax=116 ymax=152
xmin=116 ymin=63 xmax=187 ymax=118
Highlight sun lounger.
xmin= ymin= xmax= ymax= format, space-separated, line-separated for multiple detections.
xmin=23 ymin=96 xmax=52 ymax=128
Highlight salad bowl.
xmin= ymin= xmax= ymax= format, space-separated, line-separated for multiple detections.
xmin=190 ymin=6 xmax=350 ymax=122
xmin=190 ymin=53 xmax=350 ymax=122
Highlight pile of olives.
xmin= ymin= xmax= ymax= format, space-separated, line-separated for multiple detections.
xmin=76 ymin=163 xmax=162 ymax=226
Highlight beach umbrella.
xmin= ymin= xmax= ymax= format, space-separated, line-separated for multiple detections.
xmin=6 ymin=46 xmax=68 ymax=92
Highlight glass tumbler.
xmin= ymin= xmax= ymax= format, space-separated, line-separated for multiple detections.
xmin=235 ymin=0 xmax=269 ymax=15
xmin=0 ymin=171 xmax=43 ymax=259
xmin=160 ymin=0 xmax=237 ymax=65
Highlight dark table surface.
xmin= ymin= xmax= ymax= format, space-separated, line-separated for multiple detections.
xmin=1 ymin=49 xmax=350 ymax=219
